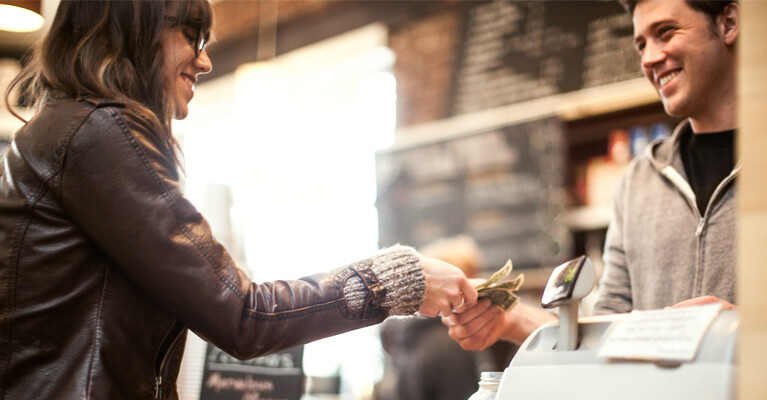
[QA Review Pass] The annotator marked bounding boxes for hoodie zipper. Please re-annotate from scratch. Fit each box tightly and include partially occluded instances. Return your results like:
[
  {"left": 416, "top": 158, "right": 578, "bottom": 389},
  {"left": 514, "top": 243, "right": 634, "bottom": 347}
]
[
  {"left": 660, "top": 164, "right": 738, "bottom": 234},
  {"left": 699, "top": 166, "right": 739, "bottom": 232},
  {"left": 155, "top": 323, "right": 185, "bottom": 399},
  {"left": 694, "top": 166, "right": 738, "bottom": 296},
  {"left": 661, "top": 162, "right": 738, "bottom": 297}
]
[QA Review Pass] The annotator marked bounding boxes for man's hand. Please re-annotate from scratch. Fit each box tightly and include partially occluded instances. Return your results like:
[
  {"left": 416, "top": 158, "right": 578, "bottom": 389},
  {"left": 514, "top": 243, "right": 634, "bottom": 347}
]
[
  {"left": 672, "top": 295, "right": 737, "bottom": 310},
  {"left": 442, "top": 298, "right": 507, "bottom": 350},
  {"left": 442, "top": 298, "right": 559, "bottom": 350}
]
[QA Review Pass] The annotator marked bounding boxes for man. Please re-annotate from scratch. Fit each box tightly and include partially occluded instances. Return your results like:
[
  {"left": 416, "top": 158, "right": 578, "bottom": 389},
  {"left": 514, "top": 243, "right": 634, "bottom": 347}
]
[{"left": 445, "top": 0, "right": 740, "bottom": 351}]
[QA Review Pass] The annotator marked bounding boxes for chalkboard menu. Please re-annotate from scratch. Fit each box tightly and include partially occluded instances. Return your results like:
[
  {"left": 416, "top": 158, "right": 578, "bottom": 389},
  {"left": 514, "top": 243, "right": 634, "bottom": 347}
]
[
  {"left": 376, "top": 118, "right": 571, "bottom": 271},
  {"left": 200, "top": 344, "right": 304, "bottom": 400},
  {"left": 452, "top": 1, "right": 641, "bottom": 115}
]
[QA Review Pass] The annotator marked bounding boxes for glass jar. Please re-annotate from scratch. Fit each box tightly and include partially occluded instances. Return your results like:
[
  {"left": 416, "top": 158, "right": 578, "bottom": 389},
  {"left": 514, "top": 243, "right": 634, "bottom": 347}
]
[{"left": 467, "top": 371, "right": 503, "bottom": 400}]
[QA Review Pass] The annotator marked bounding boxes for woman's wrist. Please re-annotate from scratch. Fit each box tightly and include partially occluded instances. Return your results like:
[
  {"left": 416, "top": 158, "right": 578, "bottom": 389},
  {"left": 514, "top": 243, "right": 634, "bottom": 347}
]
[
  {"left": 343, "top": 245, "right": 425, "bottom": 316},
  {"left": 369, "top": 245, "right": 425, "bottom": 315}
]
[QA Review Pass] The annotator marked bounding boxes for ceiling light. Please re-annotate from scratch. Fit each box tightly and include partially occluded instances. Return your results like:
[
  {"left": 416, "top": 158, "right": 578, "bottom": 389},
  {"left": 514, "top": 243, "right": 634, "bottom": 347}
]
[{"left": 0, "top": 1, "right": 44, "bottom": 33}]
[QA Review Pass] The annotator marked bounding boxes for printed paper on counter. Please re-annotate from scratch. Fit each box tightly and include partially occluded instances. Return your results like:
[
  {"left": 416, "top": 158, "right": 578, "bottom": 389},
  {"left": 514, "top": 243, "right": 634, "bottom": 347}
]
[{"left": 597, "top": 303, "right": 723, "bottom": 362}]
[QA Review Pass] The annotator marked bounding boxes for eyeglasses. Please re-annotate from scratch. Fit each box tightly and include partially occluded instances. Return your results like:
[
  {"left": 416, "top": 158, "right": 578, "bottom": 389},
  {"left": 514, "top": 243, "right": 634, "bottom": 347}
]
[{"left": 164, "top": 15, "right": 207, "bottom": 58}]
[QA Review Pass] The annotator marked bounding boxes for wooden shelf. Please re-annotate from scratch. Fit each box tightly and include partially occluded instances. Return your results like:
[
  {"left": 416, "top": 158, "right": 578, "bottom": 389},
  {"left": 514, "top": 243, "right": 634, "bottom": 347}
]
[{"left": 391, "top": 77, "right": 658, "bottom": 151}]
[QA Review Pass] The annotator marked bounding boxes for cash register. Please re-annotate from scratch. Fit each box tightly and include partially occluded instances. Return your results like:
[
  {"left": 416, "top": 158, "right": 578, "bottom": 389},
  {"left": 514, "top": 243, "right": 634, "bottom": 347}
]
[{"left": 495, "top": 255, "right": 739, "bottom": 400}]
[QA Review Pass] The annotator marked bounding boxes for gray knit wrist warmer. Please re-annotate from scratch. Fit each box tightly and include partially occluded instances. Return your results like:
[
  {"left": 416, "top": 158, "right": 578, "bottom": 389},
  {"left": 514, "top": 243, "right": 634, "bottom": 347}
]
[{"left": 343, "top": 245, "right": 425, "bottom": 316}]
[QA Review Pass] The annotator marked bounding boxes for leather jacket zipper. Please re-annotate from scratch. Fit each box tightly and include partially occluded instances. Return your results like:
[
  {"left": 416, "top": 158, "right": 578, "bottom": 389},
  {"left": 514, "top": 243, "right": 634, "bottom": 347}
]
[{"left": 155, "top": 322, "right": 184, "bottom": 399}]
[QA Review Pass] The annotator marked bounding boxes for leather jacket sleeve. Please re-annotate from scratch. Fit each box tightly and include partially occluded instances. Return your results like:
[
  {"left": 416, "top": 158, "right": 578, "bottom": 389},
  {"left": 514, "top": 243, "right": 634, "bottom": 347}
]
[{"left": 50, "top": 100, "right": 422, "bottom": 358}]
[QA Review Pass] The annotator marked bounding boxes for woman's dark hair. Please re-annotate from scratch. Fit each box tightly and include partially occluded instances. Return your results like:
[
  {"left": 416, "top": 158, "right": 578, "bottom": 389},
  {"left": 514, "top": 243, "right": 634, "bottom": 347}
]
[
  {"left": 4, "top": 0, "right": 212, "bottom": 170},
  {"left": 620, "top": 0, "right": 737, "bottom": 23}
]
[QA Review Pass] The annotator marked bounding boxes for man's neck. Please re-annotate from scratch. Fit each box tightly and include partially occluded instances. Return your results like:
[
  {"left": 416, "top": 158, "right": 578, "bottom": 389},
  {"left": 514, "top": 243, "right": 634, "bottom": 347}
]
[
  {"left": 689, "top": 105, "right": 736, "bottom": 133},
  {"left": 689, "top": 120, "right": 737, "bottom": 133}
]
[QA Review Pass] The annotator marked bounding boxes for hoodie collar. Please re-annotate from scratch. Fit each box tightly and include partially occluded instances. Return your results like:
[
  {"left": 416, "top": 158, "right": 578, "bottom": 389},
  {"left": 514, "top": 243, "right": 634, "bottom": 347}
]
[
  {"left": 647, "top": 118, "right": 741, "bottom": 183},
  {"left": 646, "top": 119, "right": 692, "bottom": 178}
]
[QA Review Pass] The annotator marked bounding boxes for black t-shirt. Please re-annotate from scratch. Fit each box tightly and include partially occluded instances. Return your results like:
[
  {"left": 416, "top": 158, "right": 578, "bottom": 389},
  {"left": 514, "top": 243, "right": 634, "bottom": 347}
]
[{"left": 680, "top": 129, "right": 735, "bottom": 214}]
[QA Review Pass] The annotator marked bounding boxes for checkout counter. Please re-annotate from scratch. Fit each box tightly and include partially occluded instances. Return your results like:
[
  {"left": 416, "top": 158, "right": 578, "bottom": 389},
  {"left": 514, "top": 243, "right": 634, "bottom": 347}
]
[{"left": 495, "top": 256, "right": 739, "bottom": 400}]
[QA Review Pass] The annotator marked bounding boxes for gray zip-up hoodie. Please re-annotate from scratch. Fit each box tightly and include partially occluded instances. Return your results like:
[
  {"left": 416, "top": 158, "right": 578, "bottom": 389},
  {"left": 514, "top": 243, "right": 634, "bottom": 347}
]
[{"left": 592, "top": 120, "right": 738, "bottom": 314}]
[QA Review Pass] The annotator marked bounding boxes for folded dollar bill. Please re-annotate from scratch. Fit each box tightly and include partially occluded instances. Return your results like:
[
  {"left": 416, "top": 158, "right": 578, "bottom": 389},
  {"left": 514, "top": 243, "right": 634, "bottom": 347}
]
[{"left": 476, "top": 259, "right": 524, "bottom": 311}]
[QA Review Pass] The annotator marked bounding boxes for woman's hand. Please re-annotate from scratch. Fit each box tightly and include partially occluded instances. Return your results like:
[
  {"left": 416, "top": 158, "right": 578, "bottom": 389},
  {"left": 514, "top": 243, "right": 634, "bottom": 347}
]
[{"left": 418, "top": 257, "right": 478, "bottom": 318}]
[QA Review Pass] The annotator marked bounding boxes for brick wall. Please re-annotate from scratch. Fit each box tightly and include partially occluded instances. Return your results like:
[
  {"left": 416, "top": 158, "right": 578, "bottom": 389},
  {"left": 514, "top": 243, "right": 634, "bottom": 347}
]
[
  {"left": 388, "top": 6, "right": 462, "bottom": 127},
  {"left": 209, "top": 0, "right": 462, "bottom": 128}
]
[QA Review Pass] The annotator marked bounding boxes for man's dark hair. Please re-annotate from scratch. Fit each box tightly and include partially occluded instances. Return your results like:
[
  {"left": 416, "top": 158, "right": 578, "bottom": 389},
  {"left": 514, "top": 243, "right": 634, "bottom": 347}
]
[{"left": 620, "top": 0, "right": 737, "bottom": 23}]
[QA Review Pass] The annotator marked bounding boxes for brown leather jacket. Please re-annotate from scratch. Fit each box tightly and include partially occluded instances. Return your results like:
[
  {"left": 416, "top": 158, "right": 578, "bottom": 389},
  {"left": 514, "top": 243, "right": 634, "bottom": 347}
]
[{"left": 0, "top": 96, "right": 417, "bottom": 399}]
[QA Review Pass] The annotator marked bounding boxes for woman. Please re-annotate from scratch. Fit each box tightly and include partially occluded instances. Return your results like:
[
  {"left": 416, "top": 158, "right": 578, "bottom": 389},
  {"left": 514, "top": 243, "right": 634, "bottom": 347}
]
[{"left": 0, "top": 1, "right": 477, "bottom": 398}]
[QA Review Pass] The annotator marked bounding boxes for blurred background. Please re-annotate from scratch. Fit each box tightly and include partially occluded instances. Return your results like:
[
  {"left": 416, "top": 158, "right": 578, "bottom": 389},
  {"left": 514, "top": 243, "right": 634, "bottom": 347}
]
[{"left": 1, "top": 1, "right": 765, "bottom": 400}]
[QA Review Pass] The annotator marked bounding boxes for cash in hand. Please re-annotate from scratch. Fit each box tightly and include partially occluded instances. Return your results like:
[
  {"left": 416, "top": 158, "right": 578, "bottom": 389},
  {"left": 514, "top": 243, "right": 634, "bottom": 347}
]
[{"left": 475, "top": 259, "right": 524, "bottom": 311}]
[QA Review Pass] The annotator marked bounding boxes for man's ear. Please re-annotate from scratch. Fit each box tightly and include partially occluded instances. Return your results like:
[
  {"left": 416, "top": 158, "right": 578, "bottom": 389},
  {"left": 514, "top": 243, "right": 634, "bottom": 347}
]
[{"left": 720, "top": 2, "right": 739, "bottom": 46}]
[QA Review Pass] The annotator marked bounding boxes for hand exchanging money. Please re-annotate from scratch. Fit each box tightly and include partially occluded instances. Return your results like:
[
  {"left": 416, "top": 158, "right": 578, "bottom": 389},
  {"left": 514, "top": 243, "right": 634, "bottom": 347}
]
[
  {"left": 476, "top": 259, "right": 524, "bottom": 311},
  {"left": 443, "top": 258, "right": 556, "bottom": 350},
  {"left": 419, "top": 257, "right": 479, "bottom": 318}
]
